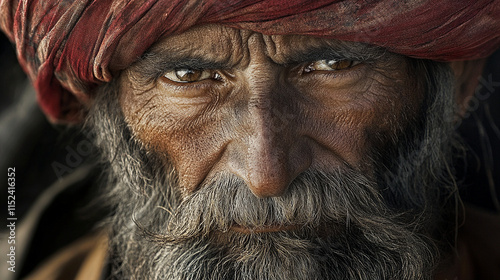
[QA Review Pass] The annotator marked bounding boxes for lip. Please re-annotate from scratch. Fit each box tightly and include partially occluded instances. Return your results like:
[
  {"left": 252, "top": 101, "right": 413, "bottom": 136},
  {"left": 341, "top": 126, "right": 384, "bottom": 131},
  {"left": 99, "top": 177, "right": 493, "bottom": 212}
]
[{"left": 230, "top": 224, "right": 300, "bottom": 233}]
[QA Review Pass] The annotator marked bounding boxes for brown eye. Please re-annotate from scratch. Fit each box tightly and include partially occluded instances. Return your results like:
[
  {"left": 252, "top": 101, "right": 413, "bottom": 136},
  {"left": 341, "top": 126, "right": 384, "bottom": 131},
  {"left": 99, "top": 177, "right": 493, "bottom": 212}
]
[
  {"left": 162, "top": 68, "right": 213, "bottom": 83},
  {"left": 304, "top": 59, "right": 359, "bottom": 73},
  {"left": 175, "top": 69, "right": 202, "bottom": 82}
]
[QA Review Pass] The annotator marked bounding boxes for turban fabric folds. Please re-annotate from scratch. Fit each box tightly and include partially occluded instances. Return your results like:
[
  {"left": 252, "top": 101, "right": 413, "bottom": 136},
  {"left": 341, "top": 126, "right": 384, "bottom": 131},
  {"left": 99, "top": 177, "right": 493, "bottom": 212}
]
[{"left": 1, "top": 0, "right": 499, "bottom": 123}]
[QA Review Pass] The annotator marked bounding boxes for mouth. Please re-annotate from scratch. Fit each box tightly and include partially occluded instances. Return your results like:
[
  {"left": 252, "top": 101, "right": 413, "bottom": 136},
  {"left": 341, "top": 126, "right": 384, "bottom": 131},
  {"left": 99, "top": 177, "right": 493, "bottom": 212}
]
[{"left": 230, "top": 224, "right": 300, "bottom": 234}]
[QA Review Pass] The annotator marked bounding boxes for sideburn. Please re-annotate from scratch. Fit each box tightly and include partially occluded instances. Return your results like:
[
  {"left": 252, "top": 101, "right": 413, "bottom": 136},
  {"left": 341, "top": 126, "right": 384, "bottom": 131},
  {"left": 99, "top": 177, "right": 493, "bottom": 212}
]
[{"left": 371, "top": 58, "right": 460, "bottom": 257}]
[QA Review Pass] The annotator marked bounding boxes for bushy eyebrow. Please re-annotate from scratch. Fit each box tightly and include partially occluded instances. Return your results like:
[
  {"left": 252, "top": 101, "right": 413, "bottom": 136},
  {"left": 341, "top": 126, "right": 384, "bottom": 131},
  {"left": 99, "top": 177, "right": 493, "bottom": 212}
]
[
  {"left": 283, "top": 44, "right": 386, "bottom": 66},
  {"left": 131, "top": 52, "right": 232, "bottom": 81}
]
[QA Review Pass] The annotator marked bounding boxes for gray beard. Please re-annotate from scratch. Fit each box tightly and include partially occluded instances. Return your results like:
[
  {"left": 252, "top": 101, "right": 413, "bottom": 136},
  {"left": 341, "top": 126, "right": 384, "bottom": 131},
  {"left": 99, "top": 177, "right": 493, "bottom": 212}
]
[
  {"left": 111, "top": 171, "right": 439, "bottom": 280},
  {"left": 87, "top": 59, "right": 459, "bottom": 280}
]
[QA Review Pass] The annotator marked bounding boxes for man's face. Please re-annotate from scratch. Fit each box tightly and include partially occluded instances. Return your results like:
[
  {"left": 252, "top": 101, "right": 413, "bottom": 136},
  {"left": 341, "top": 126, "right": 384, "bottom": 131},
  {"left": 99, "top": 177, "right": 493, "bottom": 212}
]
[
  {"left": 120, "top": 24, "right": 423, "bottom": 201},
  {"left": 93, "top": 24, "right": 456, "bottom": 279}
]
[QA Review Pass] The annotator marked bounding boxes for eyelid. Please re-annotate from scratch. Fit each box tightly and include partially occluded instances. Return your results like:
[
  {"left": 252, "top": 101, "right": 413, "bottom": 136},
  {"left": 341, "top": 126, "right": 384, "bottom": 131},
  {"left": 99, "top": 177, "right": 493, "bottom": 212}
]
[
  {"left": 304, "top": 59, "right": 361, "bottom": 73},
  {"left": 162, "top": 68, "right": 212, "bottom": 83},
  {"left": 160, "top": 68, "right": 227, "bottom": 85},
  {"left": 155, "top": 69, "right": 231, "bottom": 101},
  {"left": 289, "top": 59, "right": 366, "bottom": 85}
]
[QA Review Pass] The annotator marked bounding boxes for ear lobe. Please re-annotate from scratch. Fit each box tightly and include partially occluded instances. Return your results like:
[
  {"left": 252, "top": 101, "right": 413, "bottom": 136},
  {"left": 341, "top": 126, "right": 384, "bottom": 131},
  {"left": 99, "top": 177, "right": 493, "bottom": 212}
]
[{"left": 449, "top": 59, "right": 487, "bottom": 118}]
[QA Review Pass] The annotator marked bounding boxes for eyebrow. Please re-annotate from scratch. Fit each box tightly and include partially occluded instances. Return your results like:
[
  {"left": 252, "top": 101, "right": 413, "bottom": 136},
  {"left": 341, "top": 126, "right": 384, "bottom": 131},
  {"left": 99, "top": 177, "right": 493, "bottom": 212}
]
[
  {"left": 283, "top": 44, "right": 386, "bottom": 66},
  {"left": 132, "top": 52, "right": 232, "bottom": 81}
]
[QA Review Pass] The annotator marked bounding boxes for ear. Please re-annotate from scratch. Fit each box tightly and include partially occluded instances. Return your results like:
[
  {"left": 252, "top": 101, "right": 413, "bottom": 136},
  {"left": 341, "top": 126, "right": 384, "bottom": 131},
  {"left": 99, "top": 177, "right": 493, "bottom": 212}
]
[{"left": 449, "top": 59, "right": 487, "bottom": 118}]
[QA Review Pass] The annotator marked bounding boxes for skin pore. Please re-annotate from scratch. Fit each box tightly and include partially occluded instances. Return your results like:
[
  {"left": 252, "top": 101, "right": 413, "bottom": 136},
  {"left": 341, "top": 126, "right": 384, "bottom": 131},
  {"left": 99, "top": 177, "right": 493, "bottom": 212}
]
[{"left": 119, "top": 24, "right": 424, "bottom": 201}]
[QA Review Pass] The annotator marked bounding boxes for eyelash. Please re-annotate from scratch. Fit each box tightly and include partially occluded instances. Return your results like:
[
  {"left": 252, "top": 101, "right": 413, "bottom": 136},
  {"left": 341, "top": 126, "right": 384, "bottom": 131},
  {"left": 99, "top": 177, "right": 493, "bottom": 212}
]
[
  {"left": 156, "top": 70, "right": 229, "bottom": 99},
  {"left": 303, "top": 62, "right": 364, "bottom": 80},
  {"left": 159, "top": 76, "right": 220, "bottom": 92}
]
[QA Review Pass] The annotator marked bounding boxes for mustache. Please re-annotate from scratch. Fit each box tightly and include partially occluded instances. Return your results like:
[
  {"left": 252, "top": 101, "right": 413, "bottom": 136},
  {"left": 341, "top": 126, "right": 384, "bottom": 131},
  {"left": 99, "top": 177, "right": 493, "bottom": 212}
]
[{"left": 134, "top": 168, "right": 412, "bottom": 245}]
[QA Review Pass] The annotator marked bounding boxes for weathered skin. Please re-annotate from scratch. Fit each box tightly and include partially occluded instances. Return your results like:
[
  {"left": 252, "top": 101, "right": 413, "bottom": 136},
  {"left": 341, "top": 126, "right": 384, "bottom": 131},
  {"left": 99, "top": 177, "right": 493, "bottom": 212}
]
[{"left": 119, "top": 24, "right": 425, "bottom": 202}]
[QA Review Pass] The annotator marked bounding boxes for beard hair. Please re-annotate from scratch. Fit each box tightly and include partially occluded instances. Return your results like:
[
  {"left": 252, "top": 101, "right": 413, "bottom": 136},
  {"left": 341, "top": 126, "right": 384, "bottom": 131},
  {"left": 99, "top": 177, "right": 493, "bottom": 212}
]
[{"left": 86, "top": 59, "right": 459, "bottom": 280}]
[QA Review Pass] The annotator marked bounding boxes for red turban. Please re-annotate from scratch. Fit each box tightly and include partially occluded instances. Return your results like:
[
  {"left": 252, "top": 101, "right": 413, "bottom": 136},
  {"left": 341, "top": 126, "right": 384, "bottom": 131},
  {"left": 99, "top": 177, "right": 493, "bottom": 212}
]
[{"left": 1, "top": 0, "right": 499, "bottom": 123}]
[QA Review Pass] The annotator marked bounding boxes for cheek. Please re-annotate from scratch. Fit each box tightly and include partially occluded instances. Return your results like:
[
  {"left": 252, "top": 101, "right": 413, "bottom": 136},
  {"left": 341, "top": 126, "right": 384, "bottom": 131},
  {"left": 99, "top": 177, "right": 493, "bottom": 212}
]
[
  {"left": 120, "top": 81, "right": 232, "bottom": 192},
  {"left": 295, "top": 62, "right": 424, "bottom": 170}
]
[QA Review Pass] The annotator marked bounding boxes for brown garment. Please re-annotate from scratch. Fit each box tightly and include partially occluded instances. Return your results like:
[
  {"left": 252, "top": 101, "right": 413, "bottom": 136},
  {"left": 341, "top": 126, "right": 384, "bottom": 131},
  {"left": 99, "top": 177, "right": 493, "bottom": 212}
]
[
  {"left": 25, "top": 231, "right": 108, "bottom": 280},
  {"left": 434, "top": 206, "right": 500, "bottom": 280},
  {"left": 460, "top": 206, "right": 500, "bottom": 279}
]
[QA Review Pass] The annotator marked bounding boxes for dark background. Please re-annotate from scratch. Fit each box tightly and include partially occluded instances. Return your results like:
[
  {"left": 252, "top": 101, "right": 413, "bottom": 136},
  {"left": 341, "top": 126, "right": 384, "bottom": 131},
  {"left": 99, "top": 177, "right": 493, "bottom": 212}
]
[{"left": 0, "top": 32, "right": 105, "bottom": 278}]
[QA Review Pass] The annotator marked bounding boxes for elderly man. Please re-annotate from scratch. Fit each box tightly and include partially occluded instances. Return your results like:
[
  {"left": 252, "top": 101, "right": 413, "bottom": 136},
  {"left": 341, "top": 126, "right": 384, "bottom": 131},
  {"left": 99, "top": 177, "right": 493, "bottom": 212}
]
[{"left": 1, "top": 0, "right": 500, "bottom": 279}]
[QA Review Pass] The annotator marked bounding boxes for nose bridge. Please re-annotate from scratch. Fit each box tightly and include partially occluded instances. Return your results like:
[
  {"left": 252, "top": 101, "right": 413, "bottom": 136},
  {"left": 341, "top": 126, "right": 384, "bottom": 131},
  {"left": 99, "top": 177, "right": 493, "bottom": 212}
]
[
  {"left": 245, "top": 33, "right": 285, "bottom": 133},
  {"left": 233, "top": 34, "right": 309, "bottom": 198},
  {"left": 244, "top": 91, "right": 294, "bottom": 198}
]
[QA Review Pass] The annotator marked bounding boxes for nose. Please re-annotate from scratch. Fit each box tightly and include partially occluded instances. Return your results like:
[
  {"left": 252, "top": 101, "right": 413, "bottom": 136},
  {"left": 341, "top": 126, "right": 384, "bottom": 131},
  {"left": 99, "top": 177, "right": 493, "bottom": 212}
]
[
  {"left": 228, "top": 39, "right": 312, "bottom": 197},
  {"left": 240, "top": 113, "right": 312, "bottom": 197}
]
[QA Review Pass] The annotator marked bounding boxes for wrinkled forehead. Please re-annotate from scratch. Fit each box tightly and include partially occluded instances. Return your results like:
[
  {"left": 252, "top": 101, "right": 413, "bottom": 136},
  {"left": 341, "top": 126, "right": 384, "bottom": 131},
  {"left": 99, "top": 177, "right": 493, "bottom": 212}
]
[{"left": 141, "top": 24, "right": 386, "bottom": 69}]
